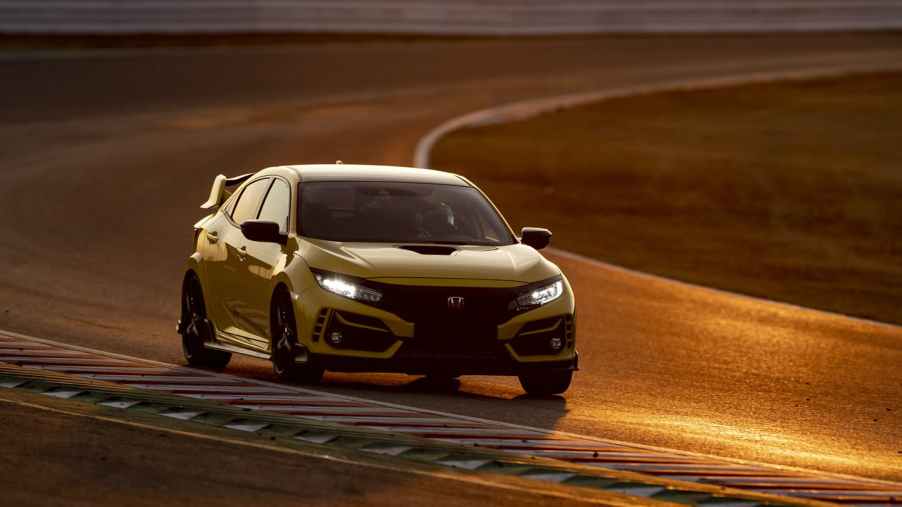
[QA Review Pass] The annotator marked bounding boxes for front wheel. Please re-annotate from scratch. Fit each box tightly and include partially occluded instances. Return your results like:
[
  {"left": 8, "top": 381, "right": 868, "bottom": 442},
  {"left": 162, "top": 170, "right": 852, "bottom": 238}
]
[
  {"left": 421, "top": 373, "right": 461, "bottom": 392},
  {"left": 518, "top": 369, "right": 573, "bottom": 396},
  {"left": 271, "top": 292, "right": 324, "bottom": 384},
  {"left": 181, "top": 274, "right": 231, "bottom": 369}
]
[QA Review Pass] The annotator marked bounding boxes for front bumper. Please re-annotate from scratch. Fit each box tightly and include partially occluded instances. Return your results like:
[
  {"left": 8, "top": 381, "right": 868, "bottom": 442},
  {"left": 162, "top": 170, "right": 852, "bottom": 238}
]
[{"left": 293, "top": 278, "right": 578, "bottom": 376}]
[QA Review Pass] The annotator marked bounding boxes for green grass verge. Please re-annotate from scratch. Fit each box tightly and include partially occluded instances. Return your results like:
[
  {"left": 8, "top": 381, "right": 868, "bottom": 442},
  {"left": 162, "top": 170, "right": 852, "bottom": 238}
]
[{"left": 432, "top": 71, "right": 902, "bottom": 324}]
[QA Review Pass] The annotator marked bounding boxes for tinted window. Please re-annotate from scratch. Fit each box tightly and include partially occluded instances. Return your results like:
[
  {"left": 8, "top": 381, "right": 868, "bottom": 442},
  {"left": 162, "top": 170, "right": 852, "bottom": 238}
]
[
  {"left": 258, "top": 179, "right": 291, "bottom": 232},
  {"left": 231, "top": 178, "right": 271, "bottom": 224},
  {"left": 300, "top": 181, "right": 515, "bottom": 246}
]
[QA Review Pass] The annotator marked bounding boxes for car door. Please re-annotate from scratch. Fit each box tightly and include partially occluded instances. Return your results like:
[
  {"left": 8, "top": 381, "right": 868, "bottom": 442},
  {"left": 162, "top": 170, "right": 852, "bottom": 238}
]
[
  {"left": 242, "top": 177, "right": 293, "bottom": 347},
  {"left": 211, "top": 177, "right": 273, "bottom": 348}
]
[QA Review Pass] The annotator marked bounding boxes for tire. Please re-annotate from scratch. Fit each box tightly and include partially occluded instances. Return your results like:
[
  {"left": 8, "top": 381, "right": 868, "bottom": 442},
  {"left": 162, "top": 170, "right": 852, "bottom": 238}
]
[
  {"left": 518, "top": 369, "right": 573, "bottom": 396},
  {"left": 422, "top": 373, "right": 461, "bottom": 391},
  {"left": 181, "top": 274, "right": 231, "bottom": 369},
  {"left": 271, "top": 291, "right": 324, "bottom": 384}
]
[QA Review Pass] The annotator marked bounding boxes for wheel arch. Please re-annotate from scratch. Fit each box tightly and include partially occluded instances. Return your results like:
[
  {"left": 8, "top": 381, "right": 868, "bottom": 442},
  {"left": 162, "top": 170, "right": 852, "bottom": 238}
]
[{"left": 271, "top": 280, "right": 293, "bottom": 305}]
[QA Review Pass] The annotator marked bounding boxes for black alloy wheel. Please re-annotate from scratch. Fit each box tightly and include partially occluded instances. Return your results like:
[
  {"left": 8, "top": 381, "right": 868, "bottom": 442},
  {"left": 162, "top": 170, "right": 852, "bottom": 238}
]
[
  {"left": 272, "top": 293, "right": 324, "bottom": 384},
  {"left": 181, "top": 275, "right": 231, "bottom": 369}
]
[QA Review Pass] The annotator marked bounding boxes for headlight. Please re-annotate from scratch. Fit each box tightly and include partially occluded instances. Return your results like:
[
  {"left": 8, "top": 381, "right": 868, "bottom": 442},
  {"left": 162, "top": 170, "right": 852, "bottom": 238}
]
[
  {"left": 314, "top": 273, "right": 383, "bottom": 304},
  {"left": 513, "top": 278, "right": 563, "bottom": 311}
]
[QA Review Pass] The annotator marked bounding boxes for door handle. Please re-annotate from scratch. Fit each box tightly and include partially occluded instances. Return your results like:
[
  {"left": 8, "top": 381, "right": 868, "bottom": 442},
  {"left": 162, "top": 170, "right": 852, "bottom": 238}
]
[{"left": 206, "top": 231, "right": 219, "bottom": 244}]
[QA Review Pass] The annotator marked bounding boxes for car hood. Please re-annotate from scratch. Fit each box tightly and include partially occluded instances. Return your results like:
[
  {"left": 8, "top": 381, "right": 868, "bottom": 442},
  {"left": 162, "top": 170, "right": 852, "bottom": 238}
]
[{"left": 299, "top": 239, "right": 560, "bottom": 284}]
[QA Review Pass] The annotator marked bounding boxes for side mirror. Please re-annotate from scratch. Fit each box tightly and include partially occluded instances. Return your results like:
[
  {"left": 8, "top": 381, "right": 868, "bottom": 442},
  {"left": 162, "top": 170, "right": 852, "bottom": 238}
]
[
  {"left": 241, "top": 220, "right": 287, "bottom": 245},
  {"left": 520, "top": 227, "right": 552, "bottom": 250}
]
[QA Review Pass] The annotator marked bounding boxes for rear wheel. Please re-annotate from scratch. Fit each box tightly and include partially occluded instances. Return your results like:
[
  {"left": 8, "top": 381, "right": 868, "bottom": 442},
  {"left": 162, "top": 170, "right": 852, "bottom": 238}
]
[
  {"left": 271, "top": 292, "right": 324, "bottom": 384},
  {"left": 181, "top": 274, "right": 231, "bottom": 369},
  {"left": 518, "top": 369, "right": 572, "bottom": 396}
]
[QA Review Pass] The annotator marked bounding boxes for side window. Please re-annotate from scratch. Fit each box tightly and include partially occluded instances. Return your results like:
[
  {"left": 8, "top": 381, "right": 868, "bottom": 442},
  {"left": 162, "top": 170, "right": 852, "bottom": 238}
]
[
  {"left": 222, "top": 192, "right": 238, "bottom": 217},
  {"left": 257, "top": 179, "right": 291, "bottom": 232},
  {"left": 231, "top": 178, "right": 271, "bottom": 225}
]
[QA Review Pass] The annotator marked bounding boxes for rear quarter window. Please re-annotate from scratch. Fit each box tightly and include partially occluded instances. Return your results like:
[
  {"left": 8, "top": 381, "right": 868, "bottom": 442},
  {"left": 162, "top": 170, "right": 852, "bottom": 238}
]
[{"left": 230, "top": 178, "right": 271, "bottom": 224}]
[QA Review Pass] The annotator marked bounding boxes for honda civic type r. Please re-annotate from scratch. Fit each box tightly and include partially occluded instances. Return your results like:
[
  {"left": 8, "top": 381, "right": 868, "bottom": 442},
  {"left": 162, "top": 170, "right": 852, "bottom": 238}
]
[{"left": 179, "top": 164, "right": 577, "bottom": 395}]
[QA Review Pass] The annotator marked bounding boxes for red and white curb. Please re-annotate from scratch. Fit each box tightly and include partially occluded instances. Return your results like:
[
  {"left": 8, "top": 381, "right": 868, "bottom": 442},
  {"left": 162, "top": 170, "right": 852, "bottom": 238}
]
[{"left": 1, "top": 329, "right": 900, "bottom": 505}]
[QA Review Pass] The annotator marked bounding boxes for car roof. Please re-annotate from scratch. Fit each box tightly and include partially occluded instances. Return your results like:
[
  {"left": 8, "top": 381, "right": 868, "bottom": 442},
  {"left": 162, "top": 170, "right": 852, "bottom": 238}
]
[{"left": 277, "top": 164, "right": 470, "bottom": 186}]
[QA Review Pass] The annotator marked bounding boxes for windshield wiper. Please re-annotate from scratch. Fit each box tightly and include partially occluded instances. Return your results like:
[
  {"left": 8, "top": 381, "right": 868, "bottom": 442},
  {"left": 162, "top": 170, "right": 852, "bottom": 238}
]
[{"left": 401, "top": 240, "right": 500, "bottom": 246}]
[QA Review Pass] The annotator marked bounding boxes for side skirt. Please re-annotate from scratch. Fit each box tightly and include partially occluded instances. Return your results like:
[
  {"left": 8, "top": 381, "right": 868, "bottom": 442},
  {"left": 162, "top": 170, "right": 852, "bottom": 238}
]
[{"left": 205, "top": 340, "right": 270, "bottom": 360}]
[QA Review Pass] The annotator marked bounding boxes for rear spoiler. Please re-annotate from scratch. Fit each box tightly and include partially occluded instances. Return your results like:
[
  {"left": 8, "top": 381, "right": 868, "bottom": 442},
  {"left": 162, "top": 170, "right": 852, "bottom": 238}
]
[{"left": 200, "top": 172, "right": 253, "bottom": 210}]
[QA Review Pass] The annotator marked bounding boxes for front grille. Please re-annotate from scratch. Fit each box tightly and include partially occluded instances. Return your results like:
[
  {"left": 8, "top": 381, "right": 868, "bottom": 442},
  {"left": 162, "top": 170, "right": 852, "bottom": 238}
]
[
  {"left": 367, "top": 282, "right": 518, "bottom": 358},
  {"left": 370, "top": 282, "right": 518, "bottom": 325},
  {"left": 406, "top": 320, "right": 501, "bottom": 356}
]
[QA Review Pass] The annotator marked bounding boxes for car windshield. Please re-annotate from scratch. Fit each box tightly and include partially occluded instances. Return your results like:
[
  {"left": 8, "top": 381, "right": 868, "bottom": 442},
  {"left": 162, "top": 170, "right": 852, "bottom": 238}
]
[{"left": 300, "top": 181, "right": 516, "bottom": 246}]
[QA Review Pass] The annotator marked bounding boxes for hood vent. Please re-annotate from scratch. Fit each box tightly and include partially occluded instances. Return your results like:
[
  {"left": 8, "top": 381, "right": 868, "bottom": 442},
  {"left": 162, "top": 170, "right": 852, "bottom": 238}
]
[{"left": 398, "top": 245, "right": 457, "bottom": 255}]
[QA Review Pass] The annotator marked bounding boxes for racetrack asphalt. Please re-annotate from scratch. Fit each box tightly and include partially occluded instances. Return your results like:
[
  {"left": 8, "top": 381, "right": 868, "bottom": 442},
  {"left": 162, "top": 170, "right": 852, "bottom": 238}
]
[{"left": 0, "top": 33, "right": 901, "bottom": 483}]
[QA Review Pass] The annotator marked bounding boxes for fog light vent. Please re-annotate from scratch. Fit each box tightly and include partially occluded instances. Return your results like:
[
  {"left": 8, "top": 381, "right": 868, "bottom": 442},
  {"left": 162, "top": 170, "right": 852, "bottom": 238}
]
[{"left": 511, "top": 316, "right": 568, "bottom": 356}]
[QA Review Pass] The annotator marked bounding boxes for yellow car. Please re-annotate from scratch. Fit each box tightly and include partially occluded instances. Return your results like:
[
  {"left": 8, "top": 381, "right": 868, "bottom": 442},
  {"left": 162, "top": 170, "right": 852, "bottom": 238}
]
[{"left": 179, "top": 164, "right": 577, "bottom": 395}]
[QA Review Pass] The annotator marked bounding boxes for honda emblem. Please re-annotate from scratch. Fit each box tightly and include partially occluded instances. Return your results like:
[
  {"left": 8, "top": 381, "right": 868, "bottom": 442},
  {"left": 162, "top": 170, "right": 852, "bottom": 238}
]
[{"left": 447, "top": 296, "right": 465, "bottom": 311}]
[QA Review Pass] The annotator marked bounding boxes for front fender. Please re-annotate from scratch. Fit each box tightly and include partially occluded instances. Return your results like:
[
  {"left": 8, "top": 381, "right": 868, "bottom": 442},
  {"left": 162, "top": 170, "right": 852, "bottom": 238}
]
[{"left": 271, "top": 241, "right": 317, "bottom": 307}]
